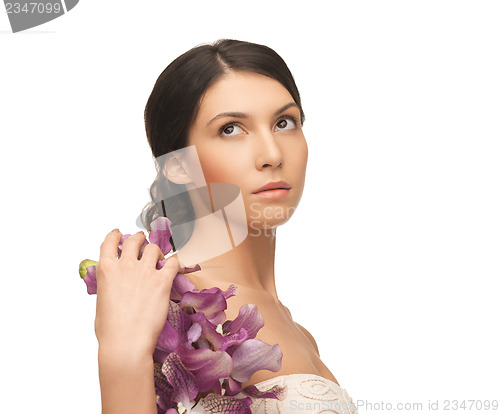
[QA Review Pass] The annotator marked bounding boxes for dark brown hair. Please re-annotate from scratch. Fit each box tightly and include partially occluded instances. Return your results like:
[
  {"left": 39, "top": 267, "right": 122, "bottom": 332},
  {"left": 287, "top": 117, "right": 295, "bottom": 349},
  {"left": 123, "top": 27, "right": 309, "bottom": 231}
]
[{"left": 140, "top": 38, "right": 306, "bottom": 251}]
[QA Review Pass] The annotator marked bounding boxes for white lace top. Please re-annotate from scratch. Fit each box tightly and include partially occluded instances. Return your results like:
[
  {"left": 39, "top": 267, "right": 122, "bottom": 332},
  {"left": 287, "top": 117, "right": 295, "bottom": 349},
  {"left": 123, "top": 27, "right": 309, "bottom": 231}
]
[{"left": 191, "top": 373, "right": 358, "bottom": 413}]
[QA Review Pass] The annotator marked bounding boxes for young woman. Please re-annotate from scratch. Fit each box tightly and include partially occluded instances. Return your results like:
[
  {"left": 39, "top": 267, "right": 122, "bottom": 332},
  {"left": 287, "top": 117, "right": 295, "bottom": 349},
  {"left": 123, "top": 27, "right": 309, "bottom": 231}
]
[{"left": 95, "top": 39, "right": 357, "bottom": 414}]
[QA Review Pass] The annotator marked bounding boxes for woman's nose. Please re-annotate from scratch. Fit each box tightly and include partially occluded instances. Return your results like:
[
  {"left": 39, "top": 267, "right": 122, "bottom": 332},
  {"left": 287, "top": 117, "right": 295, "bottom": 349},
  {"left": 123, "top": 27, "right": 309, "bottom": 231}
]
[{"left": 254, "top": 130, "right": 283, "bottom": 170}]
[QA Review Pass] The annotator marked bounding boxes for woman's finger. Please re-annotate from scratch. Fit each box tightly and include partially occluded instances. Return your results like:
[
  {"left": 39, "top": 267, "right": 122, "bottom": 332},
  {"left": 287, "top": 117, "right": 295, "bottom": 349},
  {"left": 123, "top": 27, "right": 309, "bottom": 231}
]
[
  {"left": 140, "top": 243, "right": 165, "bottom": 269},
  {"left": 99, "top": 229, "right": 122, "bottom": 261},
  {"left": 169, "top": 253, "right": 185, "bottom": 273},
  {"left": 160, "top": 253, "right": 183, "bottom": 276},
  {"left": 120, "top": 231, "right": 146, "bottom": 261}
]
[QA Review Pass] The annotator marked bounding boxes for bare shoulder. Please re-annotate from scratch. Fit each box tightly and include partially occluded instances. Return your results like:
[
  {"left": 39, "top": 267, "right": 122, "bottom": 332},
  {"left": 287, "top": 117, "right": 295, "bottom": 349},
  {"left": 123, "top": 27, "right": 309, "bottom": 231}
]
[
  {"left": 279, "top": 303, "right": 320, "bottom": 356},
  {"left": 295, "top": 322, "right": 320, "bottom": 356}
]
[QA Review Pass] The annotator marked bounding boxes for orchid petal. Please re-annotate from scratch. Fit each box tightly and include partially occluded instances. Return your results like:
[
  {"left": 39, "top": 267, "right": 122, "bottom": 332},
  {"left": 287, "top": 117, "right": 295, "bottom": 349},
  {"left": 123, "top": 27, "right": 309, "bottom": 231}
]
[
  {"left": 156, "top": 300, "right": 193, "bottom": 352},
  {"left": 177, "top": 348, "right": 233, "bottom": 393},
  {"left": 158, "top": 262, "right": 201, "bottom": 274},
  {"left": 180, "top": 289, "right": 228, "bottom": 325},
  {"left": 166, "top": 300, "right": 192, "bottom": 342},
  {"left": 156, "top": 318, "right": 180, "bottom": 353},
  {"left": 182, "top": 264, "right": 202, "bottom": 274},
  {"left": 156, "top": 300, "right": 194, "bottom": 353},
  {"left": 219, "top": 328, "right": 249, "bottom": 353},
  {"left": 162, "top": 353, "right": 198, "bottom": 410},
  {"left": 221, "top": 377, "right": 243, "bottom": 397},
  {"left": 156, "top": 398, "right": 169, "bottom": 414},
  {"left": 119, "top": 234, "right": 132, "bottom": 244},
  {"left": 137, "top": 239, "right": 150, "bottom": 260},
  {"left": 189, "top": 312, "right": 225, "bottom": 350},
  {"left": 187, "top": 323, "right": 202, "bottom": 344},
  {"left": 195, "top": 338, "right": 212, "bottom": 350},
  {"left": 116, "top": 234, "right": 131, "bottom": 259},
  {"left": 223, "top": 284, "right": 237, "bottom": 300},
  {"left": 149, "top": 216, "right": 173, "bottom": 255},
  {"left": 153, "top": 347, "right": 170, "bottom": 365},
  {"left": 212, "top": 378, "right": 222, "bottom": 395},
  {"left": 82, "top": 264, "right": 97, "bottom": 295},
  {"left": 198, "top": 285, "right": 237, "bottom": 301},
  {"left": 241, "top": 383, "right": 287, "bottom": 400},
  {"left": 230, "top": 339, "right": 283, "bottom": 383},
  {"left": 154, "top": 361, "right": 174, "bottom": 402},
  {"left": 170, "top": 273, "right": 197, "bottom": 301},
  {"left": 79, "top": 259, "right": 97, "bottom": 279},
  {"left": 200, "top": 393, "right": 253, "bottom": 414},
  {"left": 156, "top": 258, "right": 167, "bottom": 271},
  {"left": 222, "top": 304, "right": 263, "bottom": 340}
]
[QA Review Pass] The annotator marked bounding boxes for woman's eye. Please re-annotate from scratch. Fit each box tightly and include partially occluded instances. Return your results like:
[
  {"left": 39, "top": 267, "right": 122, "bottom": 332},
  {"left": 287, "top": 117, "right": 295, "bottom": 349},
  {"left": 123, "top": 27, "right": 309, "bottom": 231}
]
[
  {"left": 219, "top": 116, "right": 298, "bottom": 137},
  {"left": 220, "top": 124, "right": 244, "bottom": 137},
  {"left": 276, "top": 117, "right": 297, "bottom": 130}
]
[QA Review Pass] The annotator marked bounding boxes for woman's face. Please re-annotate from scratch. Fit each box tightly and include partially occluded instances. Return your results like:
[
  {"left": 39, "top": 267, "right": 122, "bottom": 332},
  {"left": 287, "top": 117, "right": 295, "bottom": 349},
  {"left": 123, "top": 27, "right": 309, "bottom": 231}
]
[{"left": 187, "top": 70, "right": 308, "bottom": 233}]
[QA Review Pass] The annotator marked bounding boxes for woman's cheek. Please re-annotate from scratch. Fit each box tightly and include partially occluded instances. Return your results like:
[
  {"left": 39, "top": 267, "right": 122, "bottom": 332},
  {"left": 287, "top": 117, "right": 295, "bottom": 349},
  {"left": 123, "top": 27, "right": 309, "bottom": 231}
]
[
  {"left": 200, "top": 156, "right": 237, "bottom": 184},
  {"left": 298, "top": 135, "right": 308, "bottom": 163}
]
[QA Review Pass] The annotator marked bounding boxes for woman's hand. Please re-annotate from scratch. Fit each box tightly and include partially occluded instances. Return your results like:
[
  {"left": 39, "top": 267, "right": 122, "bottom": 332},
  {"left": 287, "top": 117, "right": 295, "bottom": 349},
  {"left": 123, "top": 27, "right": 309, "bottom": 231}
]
[{"left": 94, "top": 229, "right": 181, "bottom": 359}]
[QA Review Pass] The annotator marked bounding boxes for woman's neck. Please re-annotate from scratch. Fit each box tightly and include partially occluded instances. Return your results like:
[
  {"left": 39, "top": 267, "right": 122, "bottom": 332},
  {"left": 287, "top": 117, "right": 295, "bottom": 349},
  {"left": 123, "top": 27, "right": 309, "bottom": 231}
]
[{"left": 177, "top": 218, "right": 279, "bottom": 301}]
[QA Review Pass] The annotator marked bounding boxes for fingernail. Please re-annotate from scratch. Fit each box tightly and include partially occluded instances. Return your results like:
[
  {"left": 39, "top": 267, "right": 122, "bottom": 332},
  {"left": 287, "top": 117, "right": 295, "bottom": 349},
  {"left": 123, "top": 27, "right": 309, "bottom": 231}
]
[{"left": 111, "top": 228, "right": 119, "bottom": 233}]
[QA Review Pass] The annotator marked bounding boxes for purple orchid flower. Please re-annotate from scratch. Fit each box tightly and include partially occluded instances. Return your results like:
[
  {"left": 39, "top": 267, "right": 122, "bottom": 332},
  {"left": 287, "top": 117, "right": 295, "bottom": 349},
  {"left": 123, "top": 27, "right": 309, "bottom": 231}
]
[
  {"left": 200, "top": 393, "right": 253, "bottom": 413},
  {"left": 79, "top": 217, "right": 286, "bottom": 414},
  {"left": 152, "top": 281, "right": 285, "bottom": 412}
]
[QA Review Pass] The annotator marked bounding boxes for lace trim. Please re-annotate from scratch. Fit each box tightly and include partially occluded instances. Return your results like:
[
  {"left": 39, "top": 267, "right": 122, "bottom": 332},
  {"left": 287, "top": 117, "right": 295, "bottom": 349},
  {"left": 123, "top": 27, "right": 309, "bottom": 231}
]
[{"left": 195, "top": 374, "right": 358, "bottom": 414}]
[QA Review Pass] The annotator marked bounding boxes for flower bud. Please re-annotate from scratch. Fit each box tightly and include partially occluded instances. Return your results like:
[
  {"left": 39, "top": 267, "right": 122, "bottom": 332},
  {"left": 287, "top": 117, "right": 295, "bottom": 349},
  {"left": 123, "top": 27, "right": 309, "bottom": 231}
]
[{"left": 79, "top": 259, "right": 98, "bottom": 279}]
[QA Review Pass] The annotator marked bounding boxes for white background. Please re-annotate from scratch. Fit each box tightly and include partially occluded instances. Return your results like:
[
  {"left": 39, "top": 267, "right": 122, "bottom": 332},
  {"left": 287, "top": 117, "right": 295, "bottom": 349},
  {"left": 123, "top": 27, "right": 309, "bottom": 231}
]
[{"left": 1, "top": 1, "right": 499, "bottom": 413}]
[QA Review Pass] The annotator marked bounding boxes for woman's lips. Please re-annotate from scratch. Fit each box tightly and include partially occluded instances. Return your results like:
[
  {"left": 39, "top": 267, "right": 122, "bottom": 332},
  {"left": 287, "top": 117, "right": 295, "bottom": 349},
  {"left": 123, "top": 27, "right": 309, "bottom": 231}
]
[{"left": 252, "top": 188, "right": 291, "bottom": 199}]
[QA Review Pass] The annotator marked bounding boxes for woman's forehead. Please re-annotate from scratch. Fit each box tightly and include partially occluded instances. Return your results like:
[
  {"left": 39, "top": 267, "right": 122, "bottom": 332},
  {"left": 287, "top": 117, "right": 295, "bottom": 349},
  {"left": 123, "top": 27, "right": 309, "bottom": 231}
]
[{"left": 196, "top": 72, "right": 294, "bottom": 121}]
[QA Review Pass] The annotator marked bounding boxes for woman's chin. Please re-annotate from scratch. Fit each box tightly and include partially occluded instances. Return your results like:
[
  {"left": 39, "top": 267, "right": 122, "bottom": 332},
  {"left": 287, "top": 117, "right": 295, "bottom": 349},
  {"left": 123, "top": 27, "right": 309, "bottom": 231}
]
[{"left": 247, "top": 217, "right": 292, "bottom": 235}]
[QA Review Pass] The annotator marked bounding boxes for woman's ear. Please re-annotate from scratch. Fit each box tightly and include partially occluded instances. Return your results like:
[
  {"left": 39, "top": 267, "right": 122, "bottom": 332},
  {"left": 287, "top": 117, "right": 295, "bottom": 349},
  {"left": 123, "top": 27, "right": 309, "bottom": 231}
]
[{"left": 163, "top": 156, "right": 193, "bottom": 185}]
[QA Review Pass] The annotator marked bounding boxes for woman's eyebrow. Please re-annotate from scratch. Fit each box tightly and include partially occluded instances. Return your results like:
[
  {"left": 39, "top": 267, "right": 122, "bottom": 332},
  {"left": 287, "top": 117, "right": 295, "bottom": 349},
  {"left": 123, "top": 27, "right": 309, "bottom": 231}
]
[{"left": 206, "top": 102, "right": 299, "bottom": 126}]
